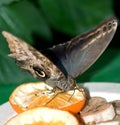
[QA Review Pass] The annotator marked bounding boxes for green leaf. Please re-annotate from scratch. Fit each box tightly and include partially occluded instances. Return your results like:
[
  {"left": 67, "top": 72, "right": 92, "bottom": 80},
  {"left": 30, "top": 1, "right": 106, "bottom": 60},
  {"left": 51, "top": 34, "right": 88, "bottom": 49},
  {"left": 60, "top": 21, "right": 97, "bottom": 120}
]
[
  {"left": 0, "top": 84, "right": 17, "bottom": 104},
  {"left": 0, "top": 0, "right": 19, "bottom": 6},
  {"left": 0, "top": 6, "right": 33, "bottom": 44},
  {"left": 39, "top": 0, "right": 114, "bottom": 35},
  {"left": 9, "top": 0, "right": 52, "bottom": 41},
  {"left": 90, "top": 49, "right": 120, "bottom": 82}
]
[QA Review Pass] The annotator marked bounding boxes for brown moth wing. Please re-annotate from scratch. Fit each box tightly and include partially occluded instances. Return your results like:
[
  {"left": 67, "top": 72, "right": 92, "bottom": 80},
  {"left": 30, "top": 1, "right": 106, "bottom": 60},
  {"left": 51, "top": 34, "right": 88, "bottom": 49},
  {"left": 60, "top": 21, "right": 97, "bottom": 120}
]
[
  {"left": 50, "top": 18, "right": 118, "bottom": 78},
  {"left": 2, "top": 18, "right": 118, "bottom": 91},
  {"left": 2, "top": 31, "right": 72, "bottom": 90}
]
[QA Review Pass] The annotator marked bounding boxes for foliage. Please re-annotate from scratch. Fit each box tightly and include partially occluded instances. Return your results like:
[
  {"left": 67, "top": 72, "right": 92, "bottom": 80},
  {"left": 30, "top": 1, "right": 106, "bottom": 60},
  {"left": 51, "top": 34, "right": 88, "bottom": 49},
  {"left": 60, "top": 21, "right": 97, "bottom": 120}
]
[{"left": 0, "top": 0, "right": 119, "bottom": 85}]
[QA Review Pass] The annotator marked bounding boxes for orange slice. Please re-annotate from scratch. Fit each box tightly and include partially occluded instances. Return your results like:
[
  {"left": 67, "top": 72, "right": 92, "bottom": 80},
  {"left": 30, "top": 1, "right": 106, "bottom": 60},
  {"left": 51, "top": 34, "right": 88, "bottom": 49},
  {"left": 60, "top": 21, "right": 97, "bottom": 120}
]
[
  {"left": 9, "top": 82, "right": 86, "bottom": 114},
  {"left": 5, "top": 107, "right": 80, "bottom": 125}
]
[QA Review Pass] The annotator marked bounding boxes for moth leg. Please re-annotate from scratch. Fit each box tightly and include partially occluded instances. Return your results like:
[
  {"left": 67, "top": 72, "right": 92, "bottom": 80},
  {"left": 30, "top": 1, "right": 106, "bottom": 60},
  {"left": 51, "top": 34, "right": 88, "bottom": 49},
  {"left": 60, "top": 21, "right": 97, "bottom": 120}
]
[
  {"left": 45, "top": 90, "right": 64, "bottom": 106},
  {"left": 66, "top": 85, "right": 87, "bottom": 102},
  {"left": 74, "top": 85, "right": 88, "bottom": 99},
  {"left": 44, "top": 85, "right": 87, "bottom": 106},
  {"left": 66, "top": 89, "right": 75, "bottom": 102}
]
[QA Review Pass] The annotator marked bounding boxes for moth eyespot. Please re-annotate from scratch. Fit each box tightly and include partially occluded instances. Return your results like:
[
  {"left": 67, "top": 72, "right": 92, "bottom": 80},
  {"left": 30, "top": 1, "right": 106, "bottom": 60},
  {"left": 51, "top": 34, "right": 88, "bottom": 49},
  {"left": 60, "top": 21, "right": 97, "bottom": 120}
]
[
  {"left": 36, "top": 70, "right": 46, "bottom": 77},
  {"left": 108, "top": 22, "right": 112, "bottom": 30},
  {"left": 112, "top": 20, "right": 117, "bottom": 27},
  {"left": 33, "top": 66, "right": 46, "bottom": 78},
  {"left": 103, "top": 26, "right": 107, "bottom": 32}
]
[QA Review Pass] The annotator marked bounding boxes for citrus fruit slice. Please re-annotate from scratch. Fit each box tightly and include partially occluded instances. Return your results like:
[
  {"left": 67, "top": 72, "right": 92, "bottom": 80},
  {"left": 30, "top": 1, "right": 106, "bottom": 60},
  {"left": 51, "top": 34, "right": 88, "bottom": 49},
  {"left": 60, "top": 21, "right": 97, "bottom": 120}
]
[
  {"left": 9, "top": 82, "right": 86, "bottom": 114},
  {"left": 5, "top": 107, "right": 79, "bottom": 125}
]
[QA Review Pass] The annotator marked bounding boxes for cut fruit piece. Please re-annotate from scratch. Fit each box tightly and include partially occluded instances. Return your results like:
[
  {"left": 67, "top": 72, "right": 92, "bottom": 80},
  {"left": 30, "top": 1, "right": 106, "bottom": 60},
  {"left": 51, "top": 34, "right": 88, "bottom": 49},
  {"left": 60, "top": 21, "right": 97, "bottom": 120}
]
[
  {"left": 9, "top": 82, "right": 86, "bottom": 114},
  {"left": 81, "top": 103, "right": 115, "bottom": 124},
  {"left": 5, "top": 107, "right": 79, "bottom": 125}
]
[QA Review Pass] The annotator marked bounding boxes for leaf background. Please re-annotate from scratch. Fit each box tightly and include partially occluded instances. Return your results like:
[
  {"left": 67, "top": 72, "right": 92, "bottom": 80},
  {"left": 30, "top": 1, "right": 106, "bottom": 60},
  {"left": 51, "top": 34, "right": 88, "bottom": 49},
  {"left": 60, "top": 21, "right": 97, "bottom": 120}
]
[{"left": 0, "top": 0, "right": 120, "bottom": 104}]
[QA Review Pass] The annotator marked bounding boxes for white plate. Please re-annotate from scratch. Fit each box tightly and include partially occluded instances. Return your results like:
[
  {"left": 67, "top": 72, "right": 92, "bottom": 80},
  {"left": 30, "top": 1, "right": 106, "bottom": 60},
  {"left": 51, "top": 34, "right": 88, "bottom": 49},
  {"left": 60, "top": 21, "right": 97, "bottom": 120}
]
[{"left": 0, "top": 82, "right": 120, "bottom": 125}]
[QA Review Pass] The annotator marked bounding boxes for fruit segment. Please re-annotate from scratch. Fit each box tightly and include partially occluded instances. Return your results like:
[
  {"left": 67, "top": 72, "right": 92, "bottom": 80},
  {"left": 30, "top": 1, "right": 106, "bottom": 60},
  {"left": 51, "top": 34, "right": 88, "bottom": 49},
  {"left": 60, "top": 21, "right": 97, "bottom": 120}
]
[{"left": 9, "top": 82, "right": 86, "bottom": 114}]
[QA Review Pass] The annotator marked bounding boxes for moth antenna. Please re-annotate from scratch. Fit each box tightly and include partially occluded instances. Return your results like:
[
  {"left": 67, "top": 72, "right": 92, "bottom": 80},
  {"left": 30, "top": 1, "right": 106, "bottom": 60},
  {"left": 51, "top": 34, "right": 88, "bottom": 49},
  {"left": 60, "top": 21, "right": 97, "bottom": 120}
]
[{"left": 67, "top": 85, "right": 86, "bottom": 102}]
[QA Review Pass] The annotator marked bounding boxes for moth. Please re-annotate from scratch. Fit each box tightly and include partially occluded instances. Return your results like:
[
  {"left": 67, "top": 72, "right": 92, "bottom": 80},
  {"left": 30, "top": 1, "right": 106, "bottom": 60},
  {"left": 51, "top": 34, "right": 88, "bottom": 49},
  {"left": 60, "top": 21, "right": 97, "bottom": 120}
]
[{"left": 2, "top": 18, "right": 117, "bottom": 92}]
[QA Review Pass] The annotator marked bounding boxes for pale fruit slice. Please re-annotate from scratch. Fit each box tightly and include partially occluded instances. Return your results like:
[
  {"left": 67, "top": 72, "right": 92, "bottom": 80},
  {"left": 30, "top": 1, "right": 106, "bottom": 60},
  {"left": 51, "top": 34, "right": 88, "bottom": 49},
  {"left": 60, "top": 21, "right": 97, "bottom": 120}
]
[
  {"left": 9, "top": 82, "right": 86, "bottom": 114},
  {"left": 5, "top": 107, "right": 79, "bottom": 125},
  {"left": 81, "top": 103, "right": 115, "bottom": 124}
]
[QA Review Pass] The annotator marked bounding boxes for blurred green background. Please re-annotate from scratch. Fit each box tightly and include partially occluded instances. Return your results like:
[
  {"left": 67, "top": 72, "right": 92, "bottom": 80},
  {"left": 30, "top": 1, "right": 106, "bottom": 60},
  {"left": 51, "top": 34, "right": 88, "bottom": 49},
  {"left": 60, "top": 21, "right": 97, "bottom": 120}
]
[{"left": 0, "top": 0, "right": 120, "bottom": 104}]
